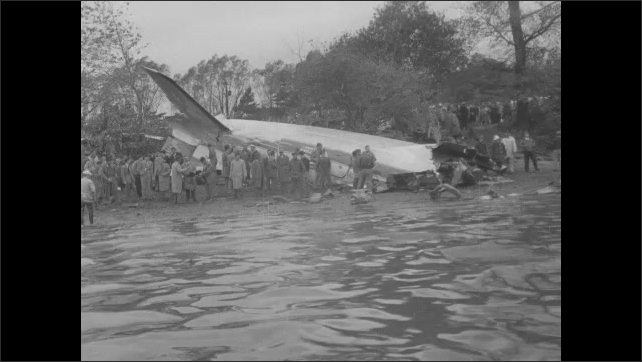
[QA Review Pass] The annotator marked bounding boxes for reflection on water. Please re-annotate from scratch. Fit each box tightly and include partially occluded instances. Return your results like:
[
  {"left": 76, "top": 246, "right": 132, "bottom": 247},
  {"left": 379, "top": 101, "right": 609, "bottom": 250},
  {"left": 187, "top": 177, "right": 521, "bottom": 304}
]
[{"left": 81, "top": 194, "right": 561, "bottom": 361}]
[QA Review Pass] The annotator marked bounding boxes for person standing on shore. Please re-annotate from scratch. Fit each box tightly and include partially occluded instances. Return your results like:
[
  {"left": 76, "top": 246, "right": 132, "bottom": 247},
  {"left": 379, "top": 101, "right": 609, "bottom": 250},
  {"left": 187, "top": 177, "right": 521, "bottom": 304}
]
[
  {"left": 158, "top": 157, "right": 171, "bottom": 201},
  {"left": 81, "top": 170, "right": 96, "bottom": 226},
  {"left": 288, "top": 151, "right": 305, "bottom": 200},
  {"left": 222, "top": 145, "right": 232, "bottom": 192},
  {"left": 502, "top": 131, "right": 517, "bottom": 174},
  {"left": 317, "top": 151, "right": 332, "bottom": 192},
  {"left": 490, "top": 135, "right": 506, "bottom": 168},
  {"left": 265, "top": 151, "right": 279, "bottom": 194},
  {"left": 277, "top": 149, "right": 290, "bottom": 194},
  {"left": 250, "top": 155, "right": 263, "bottom": 197},
  {"left": 299, "top": 150, "right": 311, "bottom": 197},
  {"left": 200, "top": 156, "right": 217, "bottom": 201},
  {"left": 182, "top": 160, "right": 197, "bottom": 202},
  {"left": 170, "top": 153, "right": 185, "bottom": 204},
  {"left": 121, "top": 157, "right": 134, "bottom": 201},
  {"left": 357, "top": 146, "right": 376, "bottom": 191},
  {"left": 241, "top": 145, "right": 251, "bottom": 182},
  {"left": 132, "top": 156, "right": 144, "bottom": 201},
  {"left": 311, "top": 143, "right": 324, "bottom": 189},
  {"left": 230, "top": 152, "right": 247, "bottom": 198},
  {"left": 104, "top": 159, "right": 117, "bottom": 204},
  {"left": 141, "top": 156, "right": 154, "bottom": 201},
  {"left": 519, "top": 132, "right": 540, "bottom": 172},
  {"left": 551, "top": 130, "right": 561, "bottom": 172},
  {"left": 153, "top": 152, "right": 163, "bottom": 192},
  {"left": 351, "top": 149, "right": 362, "bottom": 189},
  {"left": 95, "top": 159, "right": 106, "bottom": 205}
]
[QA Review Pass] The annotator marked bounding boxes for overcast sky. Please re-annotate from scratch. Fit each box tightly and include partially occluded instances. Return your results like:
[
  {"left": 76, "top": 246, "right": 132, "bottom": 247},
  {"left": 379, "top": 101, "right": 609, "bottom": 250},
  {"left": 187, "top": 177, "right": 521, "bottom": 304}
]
[{"left": 126, "top": 1, "right": 462, "bottom": 76}]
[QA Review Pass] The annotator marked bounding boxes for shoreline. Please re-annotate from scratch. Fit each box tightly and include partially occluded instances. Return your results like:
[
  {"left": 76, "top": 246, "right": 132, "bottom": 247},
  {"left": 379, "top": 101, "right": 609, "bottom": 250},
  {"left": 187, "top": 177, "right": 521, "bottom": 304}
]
[{"left": 84, "top": 159, "right": 560, "bottom": 229}]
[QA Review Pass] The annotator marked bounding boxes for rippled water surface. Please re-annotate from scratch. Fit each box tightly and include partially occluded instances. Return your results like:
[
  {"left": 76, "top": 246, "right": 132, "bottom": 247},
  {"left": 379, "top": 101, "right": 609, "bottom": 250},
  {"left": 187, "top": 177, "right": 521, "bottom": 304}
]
[{"left": 81, "top": 194, "right": 561, "bottom": 361}]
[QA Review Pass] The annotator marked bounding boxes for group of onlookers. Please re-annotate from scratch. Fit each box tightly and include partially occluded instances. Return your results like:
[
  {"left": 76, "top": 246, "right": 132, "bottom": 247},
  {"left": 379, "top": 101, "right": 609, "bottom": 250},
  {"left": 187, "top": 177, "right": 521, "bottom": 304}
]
[
  {"left": 219, "top": 142, "right": 349, "bottom": 200},
  {"left": 81, "top": 151, "right": 175, "bottom": 206},
  {"left": 424, "top": 97, "right": 547, "bottom": 140},
  {"left": 471, "top": 130, "right": 561, "bottom": 173}
]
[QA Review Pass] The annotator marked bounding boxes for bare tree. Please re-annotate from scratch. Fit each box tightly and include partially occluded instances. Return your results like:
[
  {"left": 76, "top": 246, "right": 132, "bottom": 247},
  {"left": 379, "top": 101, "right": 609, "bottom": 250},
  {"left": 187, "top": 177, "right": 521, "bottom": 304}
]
[
  {"left": 285, "top": 29, "right": 307, "bottom": 62},
  {"left": 459, "top": 1, "right": 561, "bottom": 75}
]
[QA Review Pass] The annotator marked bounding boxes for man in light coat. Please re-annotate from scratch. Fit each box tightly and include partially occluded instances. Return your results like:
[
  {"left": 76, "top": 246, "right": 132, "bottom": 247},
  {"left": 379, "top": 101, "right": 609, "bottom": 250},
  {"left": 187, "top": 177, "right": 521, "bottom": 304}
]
[
  {"left": 501, "top": 131, "right": 517, "bottom": 174},
  {"left": 81, "top": 170, "right": 96, "bottom": 226}
]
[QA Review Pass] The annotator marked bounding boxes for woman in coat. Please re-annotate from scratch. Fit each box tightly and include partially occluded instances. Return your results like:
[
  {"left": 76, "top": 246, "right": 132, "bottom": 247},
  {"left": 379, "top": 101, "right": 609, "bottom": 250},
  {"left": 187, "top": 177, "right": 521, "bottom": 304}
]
[
  {"left": 158, "top": 157, "right": 171, "bottom": 201},
  {"left": 170, "top": 153, "right": 187, "bottom": 204},
  {"left": 229, "top": 152, "right": 247, "bottom": 198}
]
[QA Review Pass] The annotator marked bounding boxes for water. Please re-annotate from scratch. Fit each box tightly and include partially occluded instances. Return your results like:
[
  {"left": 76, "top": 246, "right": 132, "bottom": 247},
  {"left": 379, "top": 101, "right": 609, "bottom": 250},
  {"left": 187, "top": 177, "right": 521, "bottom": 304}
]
[{"left": 81, "top": 194, "right": 561, "bottom": 361}]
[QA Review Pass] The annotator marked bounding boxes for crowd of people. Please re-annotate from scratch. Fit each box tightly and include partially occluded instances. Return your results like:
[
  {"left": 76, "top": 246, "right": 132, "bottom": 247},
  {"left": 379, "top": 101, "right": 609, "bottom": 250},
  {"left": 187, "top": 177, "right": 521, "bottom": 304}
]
[
  {"left": 82, "top": 130, "right": 561, "bottom": 226},
  {"left": 81, "top": 140, "right": 384, "bottom": 226},
  {"left": 419, "top": 97, "right": 550, "bottom": 145}
]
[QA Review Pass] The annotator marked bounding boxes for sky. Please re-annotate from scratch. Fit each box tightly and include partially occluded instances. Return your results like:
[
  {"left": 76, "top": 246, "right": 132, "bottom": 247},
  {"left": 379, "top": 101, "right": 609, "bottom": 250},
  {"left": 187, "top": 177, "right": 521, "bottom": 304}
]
[{"left": 126, "top": 1, "right": 462, "bottom": 76}]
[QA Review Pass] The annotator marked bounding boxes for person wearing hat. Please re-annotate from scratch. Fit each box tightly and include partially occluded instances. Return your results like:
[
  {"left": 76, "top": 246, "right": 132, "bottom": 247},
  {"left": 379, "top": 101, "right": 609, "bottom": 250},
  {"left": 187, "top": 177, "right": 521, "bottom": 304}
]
[
  {"left": 81, "top": 170, "right": 96, "bottom": 226},
  {"left": 277, "top": 149, "right": 290, "bottom": 194},
  {"left": 490, "top": 135, "right": 506, "bottom": 167},
  {"left": 551, "top": 130, "right": 561, "bottom": 172}
]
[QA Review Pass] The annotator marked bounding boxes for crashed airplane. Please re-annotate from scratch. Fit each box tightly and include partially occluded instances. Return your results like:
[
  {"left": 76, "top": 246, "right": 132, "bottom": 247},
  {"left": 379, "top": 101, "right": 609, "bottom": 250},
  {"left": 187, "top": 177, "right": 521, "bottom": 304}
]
[{"left": 144, "top": 66, "right": 487, "bottom": 192}]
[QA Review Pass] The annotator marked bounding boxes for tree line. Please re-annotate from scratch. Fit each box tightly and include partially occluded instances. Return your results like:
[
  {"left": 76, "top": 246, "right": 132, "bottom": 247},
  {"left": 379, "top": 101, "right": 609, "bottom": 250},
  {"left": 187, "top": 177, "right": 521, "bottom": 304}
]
[{"left": 82, "top": 1, "right": 561, "bottom": 143}]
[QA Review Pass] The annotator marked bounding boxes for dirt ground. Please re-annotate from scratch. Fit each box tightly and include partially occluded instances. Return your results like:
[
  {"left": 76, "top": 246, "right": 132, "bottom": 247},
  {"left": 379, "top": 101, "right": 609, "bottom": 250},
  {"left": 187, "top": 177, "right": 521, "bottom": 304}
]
[{"left": 86, "top": 158, "right": 560, "bottom": 229}]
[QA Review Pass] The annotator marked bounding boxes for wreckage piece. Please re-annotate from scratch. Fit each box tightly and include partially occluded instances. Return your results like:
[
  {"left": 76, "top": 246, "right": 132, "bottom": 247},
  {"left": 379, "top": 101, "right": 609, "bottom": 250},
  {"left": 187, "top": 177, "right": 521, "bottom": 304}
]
[
  {"left": 351, "top": 189, "right": 373, "bottom": 204},
  {"left": 143, "top": 66, "right": 437, "bottom": 192},
  {"left": 387, "top": 171, "right": 441, "bottom": 192},
  {"left": 432, "top": 142, "right": 500, "bottom": 172}
]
